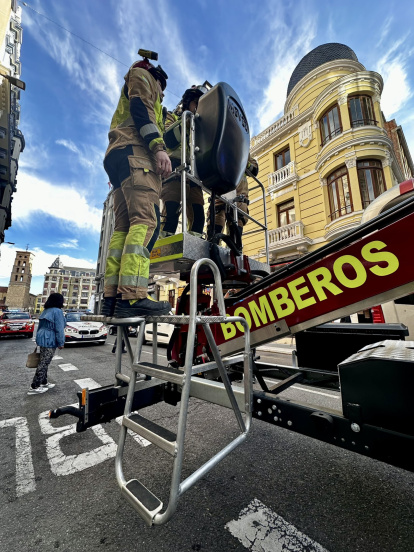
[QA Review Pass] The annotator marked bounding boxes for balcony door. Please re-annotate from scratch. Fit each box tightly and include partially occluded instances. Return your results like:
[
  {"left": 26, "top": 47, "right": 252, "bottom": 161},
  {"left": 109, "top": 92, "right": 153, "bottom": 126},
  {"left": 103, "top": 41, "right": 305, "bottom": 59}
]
[
  {"left": 275, "top": 147, "right": 291, "bottom": 170},
  {"left": 277, "top": 199, "right": 296, "bottom": 227}
]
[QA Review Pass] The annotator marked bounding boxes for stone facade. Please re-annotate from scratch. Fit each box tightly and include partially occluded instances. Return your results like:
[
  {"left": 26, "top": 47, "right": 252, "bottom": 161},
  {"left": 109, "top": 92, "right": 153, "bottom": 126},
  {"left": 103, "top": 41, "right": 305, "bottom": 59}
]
[
  {"left": 5, "top": 250, "right": 34, "bottom": 309},
  {"left": 42, "top": 257, "right": 96, "bottom": 311},
  {"left": 0, "top": 0, "right": 24, "bottom": 244},
  {"left": 244, "top": 43, "right": 413, "bottom": 266}
]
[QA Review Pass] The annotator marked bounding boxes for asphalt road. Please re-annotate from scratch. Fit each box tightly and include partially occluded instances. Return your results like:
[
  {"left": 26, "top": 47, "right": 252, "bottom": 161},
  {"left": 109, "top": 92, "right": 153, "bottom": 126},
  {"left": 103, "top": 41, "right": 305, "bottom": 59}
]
[{"left": 1, "top": 331, "right": 413, "bottom": 552}]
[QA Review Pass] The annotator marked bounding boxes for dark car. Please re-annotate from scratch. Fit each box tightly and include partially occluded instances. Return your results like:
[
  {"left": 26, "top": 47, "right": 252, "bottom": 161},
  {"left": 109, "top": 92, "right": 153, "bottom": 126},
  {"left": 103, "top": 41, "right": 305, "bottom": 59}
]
[{"left": 108, "top": 325, "right": 138, "bottom": 337}]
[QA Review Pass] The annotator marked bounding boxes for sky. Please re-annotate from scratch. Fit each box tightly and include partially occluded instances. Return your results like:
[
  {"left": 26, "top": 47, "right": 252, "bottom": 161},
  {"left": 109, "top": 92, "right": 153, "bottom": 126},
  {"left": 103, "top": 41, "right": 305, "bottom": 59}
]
[{"left": 0, "top": 0, "right": 413, "bottom": 295}]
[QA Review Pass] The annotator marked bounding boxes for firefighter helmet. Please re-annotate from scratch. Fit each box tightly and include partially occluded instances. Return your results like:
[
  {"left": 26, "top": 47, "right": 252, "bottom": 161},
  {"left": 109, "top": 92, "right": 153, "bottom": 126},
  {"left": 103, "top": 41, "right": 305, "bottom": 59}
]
[
  {"left": 181, "top": 85, "right": 208, "bottom": 111},
  {"left": 133, "top": 49, "right": 168, "bottom": 90}
]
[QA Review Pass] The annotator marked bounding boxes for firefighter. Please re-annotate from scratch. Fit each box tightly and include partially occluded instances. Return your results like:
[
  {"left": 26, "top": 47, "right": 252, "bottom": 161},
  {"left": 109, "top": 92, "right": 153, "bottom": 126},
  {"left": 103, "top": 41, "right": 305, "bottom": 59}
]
[
  {"left": 101, "top": 51, "right": 172, "bottom": 318},
  {"left": 207, "top": 155, "right": 259, "bottom": 238},
  {"left": 159, "top": 85, "right": 208, "bottom": 238}
]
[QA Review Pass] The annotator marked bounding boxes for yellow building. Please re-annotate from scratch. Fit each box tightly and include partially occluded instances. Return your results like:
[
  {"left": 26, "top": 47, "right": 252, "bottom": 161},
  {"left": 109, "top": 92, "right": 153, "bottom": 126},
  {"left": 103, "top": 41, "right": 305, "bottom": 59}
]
[{"left": 245, "top": 43, "right": 414, "bottom": 267}]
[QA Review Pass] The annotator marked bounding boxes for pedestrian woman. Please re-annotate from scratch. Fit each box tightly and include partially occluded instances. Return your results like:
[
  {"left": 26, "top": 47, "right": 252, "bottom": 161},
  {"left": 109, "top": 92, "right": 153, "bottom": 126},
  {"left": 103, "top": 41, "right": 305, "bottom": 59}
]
[{"left": 27, "top": 292, "right": 65, "bottom": 395}]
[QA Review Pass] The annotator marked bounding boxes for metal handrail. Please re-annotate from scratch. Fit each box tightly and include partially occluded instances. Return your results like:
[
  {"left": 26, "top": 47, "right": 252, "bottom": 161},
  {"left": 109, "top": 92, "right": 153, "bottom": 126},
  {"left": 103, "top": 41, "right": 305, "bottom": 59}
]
[{"left": 171, "top": 111, "right": 269, "bottom": 263}]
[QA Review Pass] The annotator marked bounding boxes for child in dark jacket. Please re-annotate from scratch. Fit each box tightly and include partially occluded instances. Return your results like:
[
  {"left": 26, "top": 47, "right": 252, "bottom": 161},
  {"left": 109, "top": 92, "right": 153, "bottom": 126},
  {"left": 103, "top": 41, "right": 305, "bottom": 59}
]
[{"left": 28, "top": 293, "right": 65, "bottom": 395}]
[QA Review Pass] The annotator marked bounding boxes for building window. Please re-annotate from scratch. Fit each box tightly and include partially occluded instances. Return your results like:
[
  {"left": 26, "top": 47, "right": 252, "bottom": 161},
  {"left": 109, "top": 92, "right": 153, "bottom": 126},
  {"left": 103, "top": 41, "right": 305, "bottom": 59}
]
[
  {"left": 81, "top": 292, "right": 88, "bottom": 297},
  {"left": 277, "top": 199, "right": 296, "bottom": 226},
  {"left": 274, "top": 147, "right": 291, "bottom": 171},
  {"left": 51, "top": 283, "right": 56, "bottom": 288},
  {"left": 62, "top": 284, "right": 67, "bottom": 289},
  {"left": 327, "top": 166, "right": 353, "bottom": 221},
  {"left": 348, "top": 95, "right": 376, "bottom": 128},
  {"left": 357, "top": 159, "right": 386, "bottom": 208},
  {"left": 319, "top": 104, "right": 342, "bottom": 146},
  {"left": 80, "top": 299, "right": 88, "bottom": 305}
]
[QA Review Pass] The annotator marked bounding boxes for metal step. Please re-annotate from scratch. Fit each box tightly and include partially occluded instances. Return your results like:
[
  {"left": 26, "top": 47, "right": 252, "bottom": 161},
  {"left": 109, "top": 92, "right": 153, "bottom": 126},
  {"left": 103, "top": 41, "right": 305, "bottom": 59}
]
[
  {"left": 123, "top": 413, "right": 177, "bottom": 456},
  {"left": 133, "top": 361, "right": 185, "bottom": 384},
  {"left": 121, "top": 479, "right": 163, "bottom": 526}
]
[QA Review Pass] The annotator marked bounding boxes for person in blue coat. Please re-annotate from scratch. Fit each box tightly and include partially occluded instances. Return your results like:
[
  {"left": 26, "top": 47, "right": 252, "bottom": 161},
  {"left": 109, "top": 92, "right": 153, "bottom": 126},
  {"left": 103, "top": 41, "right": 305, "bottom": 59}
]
[{"left": 27, "top": 293, "right": 66, "bottom": 395}]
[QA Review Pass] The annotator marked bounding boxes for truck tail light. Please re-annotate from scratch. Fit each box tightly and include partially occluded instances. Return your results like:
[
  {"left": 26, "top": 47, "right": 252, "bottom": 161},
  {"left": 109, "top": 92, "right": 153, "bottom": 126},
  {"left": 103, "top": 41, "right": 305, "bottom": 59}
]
[{"left": 371, "top": 305, "right": 385, "bottom": 323}]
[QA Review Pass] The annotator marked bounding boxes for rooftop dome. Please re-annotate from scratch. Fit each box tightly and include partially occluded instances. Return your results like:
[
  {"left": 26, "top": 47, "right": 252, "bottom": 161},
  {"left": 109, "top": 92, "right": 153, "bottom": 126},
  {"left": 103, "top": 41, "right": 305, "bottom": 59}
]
[{"left": 287, "top": 43, "right": 359, "bottom": 97}]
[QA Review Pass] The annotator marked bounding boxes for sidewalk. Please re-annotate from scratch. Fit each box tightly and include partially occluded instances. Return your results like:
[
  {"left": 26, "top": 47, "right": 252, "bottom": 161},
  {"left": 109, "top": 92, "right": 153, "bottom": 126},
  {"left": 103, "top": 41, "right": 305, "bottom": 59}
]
[{"left": 256, "top": 336, "right": 296, "bottom": 355}]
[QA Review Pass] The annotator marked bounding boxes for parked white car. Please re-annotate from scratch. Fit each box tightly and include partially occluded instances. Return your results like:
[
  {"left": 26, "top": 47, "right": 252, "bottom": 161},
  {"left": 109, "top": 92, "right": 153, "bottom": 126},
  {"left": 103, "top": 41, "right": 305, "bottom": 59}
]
[
  {"left": 144, "top": 315, "right": 174, "bottom": 345},
  {"left": 64, "top": 312, "right": 108, "bottom": 345}
]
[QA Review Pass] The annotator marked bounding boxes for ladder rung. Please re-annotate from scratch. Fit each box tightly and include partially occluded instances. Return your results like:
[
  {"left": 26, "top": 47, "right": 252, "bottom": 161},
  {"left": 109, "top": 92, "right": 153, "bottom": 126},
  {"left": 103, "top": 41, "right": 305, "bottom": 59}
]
[
  {"left": 123, "top": 413, "right": 177, "bottom": 456},
  {"left": 133, "top": 361, "right": 185, "bottom": 384},
  {"left": 122, "top": 479, "right": 163, "bottom": 526}
]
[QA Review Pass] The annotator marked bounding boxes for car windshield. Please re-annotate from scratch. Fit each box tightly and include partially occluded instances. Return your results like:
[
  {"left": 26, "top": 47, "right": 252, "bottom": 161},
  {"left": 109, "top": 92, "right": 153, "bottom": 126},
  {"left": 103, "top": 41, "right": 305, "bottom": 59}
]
[
  {"left": 2, "top": 313, "right": 30, "bottom": 320},
  {"left": 65, "top": 313, "right": 81, "bottom": 322}
]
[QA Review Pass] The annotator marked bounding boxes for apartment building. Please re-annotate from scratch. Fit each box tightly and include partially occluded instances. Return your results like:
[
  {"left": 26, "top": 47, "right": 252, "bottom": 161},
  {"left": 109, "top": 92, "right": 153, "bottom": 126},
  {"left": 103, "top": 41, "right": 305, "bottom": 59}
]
[
  {"left": 245, "top": 43, "right": 414, "bottom": 267},
  {"left": 42, "top": 257, "right": 96, "bottom": 311}
]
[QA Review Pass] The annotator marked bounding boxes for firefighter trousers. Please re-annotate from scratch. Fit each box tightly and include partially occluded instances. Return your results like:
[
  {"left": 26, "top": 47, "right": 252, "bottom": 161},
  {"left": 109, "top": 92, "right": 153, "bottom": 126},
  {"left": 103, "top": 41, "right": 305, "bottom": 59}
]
[
  {"left": 160, "top": 177, "right": 205, "bottom": 234},
  {"left": 103, "top": 145, "right": 161, "bottom": 301}
]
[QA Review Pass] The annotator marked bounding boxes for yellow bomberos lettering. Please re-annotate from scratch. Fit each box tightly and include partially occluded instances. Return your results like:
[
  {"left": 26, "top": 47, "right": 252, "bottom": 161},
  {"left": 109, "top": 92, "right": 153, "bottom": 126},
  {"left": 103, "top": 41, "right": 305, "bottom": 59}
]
[
  {"left": 248, "top": 296, "right": 275, "bottom": 327},
  {"left": 307, "top": 266, "right": 343, "bottom": 301},
  {"left": 361, "top": 240, "right": 400, "bottom": 276},
  {"left": 287, "top": 276, "right": 317, "bottom": 310},
  {"left": 220, "top": 239, "right": 401, "bottom": 342},
  {"left": 333, "top": 255, "right": 367, "bottom": 288},
  {"left": 234, "top": 306, "right": 252, "bottom": 332},
  {"left": 220, "top": 315, "right": 237, "bottom": 339},
  {"left": 268, "top": 287, "right": 295, "bottom": 318}
]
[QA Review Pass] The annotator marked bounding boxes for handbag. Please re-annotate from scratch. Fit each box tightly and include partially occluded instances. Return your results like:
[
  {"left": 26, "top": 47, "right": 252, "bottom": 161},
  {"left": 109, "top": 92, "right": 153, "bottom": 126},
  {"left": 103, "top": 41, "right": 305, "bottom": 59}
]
[{"left": 26, "top": 347, "right": 41, "bottom": 368}]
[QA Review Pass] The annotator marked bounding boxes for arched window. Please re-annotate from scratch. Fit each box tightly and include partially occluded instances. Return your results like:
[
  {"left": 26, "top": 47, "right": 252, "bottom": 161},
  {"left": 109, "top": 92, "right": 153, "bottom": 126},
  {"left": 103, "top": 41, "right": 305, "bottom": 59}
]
[
  {"left": 327, "top": 166, "right": 353, "bottom": 221},
  {"left": 348, "top": 95, "right": 376, "bottom": 128},
  {"left": 319, "top": 104, "right": 342, "bottom": 146},
  {"left": 357, "top": 160, "right": 386, "bottom": 208}
]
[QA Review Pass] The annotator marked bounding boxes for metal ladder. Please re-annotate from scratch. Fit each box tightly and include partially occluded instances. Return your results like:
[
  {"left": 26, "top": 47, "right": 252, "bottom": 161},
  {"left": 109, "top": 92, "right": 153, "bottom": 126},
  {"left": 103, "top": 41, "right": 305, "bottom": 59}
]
[{"left": 114, "top": 258, "right": 253, "bottom": 525}]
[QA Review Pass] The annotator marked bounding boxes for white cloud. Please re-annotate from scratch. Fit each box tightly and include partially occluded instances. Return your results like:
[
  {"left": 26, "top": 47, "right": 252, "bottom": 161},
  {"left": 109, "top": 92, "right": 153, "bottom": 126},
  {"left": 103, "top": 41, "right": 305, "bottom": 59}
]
[
  {"left": 253, "top": 6, "right": 317, "bottom": 134},
  {"left": 56, "top": 139, "right": 94, "bottom": 169},
  {"left": 55, "top": 239, "right": 79, "bottom": 249},
  {"left": 23, "top": 5, "right": 122, "bottom": 124},
  {"left": 375, "top": 37, "right": 412, "bottom": 118},
  {"left": 12, "top": 171, "right": 103, "bottom": 232},
  {"left": 0, "top": 244, "right": 95, "bottom": 295}
]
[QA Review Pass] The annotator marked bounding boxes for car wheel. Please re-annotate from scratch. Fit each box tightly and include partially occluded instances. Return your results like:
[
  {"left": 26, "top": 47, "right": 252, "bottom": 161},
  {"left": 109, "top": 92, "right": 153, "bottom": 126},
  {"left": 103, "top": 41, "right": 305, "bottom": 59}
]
[
  {"left": 109, "top": 327, "right": 115, "bottom": 335},
  {"left": 98, "top": 340, "right": 106, "bottom": 345},
  {"left": 27, "top": 333, "right": 33, "bottom": 338}
]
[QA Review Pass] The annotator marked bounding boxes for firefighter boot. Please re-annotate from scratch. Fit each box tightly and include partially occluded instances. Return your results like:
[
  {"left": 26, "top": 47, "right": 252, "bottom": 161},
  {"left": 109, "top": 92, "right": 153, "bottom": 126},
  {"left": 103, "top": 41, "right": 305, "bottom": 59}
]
[
  {"left": 100, "top": 296, "right": 117, "bottom": 317},
  {"left": 114, "top": 296, "right": 171, "bottom": 318}
]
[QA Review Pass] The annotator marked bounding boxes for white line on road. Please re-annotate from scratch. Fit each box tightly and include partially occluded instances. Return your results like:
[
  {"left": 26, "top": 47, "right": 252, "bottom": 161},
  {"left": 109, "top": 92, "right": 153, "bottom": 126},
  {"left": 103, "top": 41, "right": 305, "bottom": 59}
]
[
  {"left": 74, "top": 378, "right": 101, "bottom": 390},
  {"left": 73, "top": 378, "right": 151, "bottom": 447},
  {"left": 58, "top": 363, "right": 79, "bottom": 371},
  {"left": 263, "top": 378, "right": 339, "bottom": 399},
  {"left": 0, "top": 417, "right": 36, "bottom": 497},
  {"left": 226, "top": 498, "right": 330, "bottom": 552},
  {"left": 52, "top": 356, "right": 63, "bottom": 360}
]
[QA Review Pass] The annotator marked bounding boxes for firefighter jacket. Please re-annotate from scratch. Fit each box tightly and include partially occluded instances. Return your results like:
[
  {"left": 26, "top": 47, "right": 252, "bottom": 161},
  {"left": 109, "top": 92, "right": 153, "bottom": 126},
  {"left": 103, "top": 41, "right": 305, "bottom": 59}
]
[
  {"left": 163, "top": 111, "right": 183, "bottom": 170},
  {"left": 105, "top": 66, "right": 166, "bottom": 159}
]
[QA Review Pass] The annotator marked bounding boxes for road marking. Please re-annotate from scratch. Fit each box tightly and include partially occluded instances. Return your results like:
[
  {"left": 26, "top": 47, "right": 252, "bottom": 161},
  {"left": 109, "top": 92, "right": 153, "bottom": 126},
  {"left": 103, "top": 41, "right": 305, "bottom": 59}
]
[
  {"left": 226, "top": 498, "right": 330, "bottom": 552},
  {"left": 74, "top": 378, "right": 101, "bottom": 390},
  {"left": 291, "top": 386, "right": 339, "bottom": 399},
  {"left": 58, "top": 363, "right": 78, "bottom": 371},
  {"left": 52, "top": 355, "right": 63, "bottom": 360},
  {"left": 73, "top": 379, "right": 151, "bottom": 447},
  {"left": 263, "top": 378, "right": 339, "bottom": 399},
  {"left": 0, "top": 417, "right": 36, "bottom": 497},
  {"left": 39, "top": 409, "right": 117, "bottom": 476}
]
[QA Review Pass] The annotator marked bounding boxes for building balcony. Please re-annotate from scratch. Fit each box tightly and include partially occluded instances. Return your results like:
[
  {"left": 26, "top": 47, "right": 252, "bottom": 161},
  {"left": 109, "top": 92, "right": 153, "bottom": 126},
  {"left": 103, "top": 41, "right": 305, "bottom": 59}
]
[
  {"left": 265, "top": 221, "right": 313, "bottom": 255},
  {"left": 251, "top": 105, "right": 299, "bottom": 149},
  {"left": 268, "top": 161, "right": 298, "bottom": 196}
]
